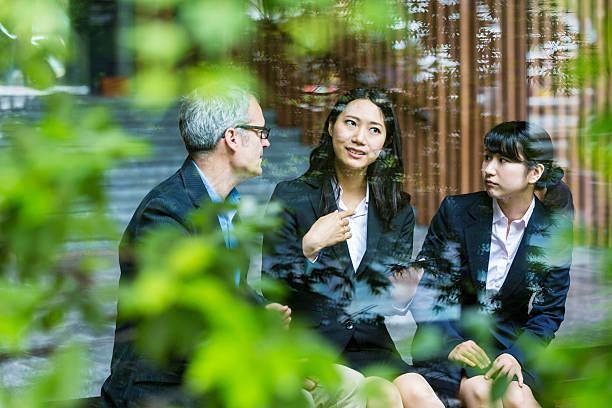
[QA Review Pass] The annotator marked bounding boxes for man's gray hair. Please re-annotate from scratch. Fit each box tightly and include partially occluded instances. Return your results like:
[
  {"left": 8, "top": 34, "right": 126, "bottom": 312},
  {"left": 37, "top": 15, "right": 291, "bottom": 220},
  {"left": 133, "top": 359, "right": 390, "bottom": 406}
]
[{"left": 178, "top": 84, "right": 252, "bottom": 154}]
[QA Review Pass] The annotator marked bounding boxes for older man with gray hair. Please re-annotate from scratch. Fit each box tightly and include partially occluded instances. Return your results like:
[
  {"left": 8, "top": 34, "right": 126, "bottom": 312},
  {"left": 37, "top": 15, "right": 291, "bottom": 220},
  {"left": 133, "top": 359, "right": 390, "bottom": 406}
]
[{"left": 101, "top": 84, "right": 288, "bottom": 407}]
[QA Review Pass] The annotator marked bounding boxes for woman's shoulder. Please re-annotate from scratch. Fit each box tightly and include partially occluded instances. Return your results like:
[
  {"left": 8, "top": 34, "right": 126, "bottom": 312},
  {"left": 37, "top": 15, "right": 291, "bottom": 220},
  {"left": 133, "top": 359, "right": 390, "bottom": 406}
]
[
  {"left": 274, "top": 175, "right": 320, "bottom": 194},
  {"left": 435, "top": 191, "right": 491, "bottom": 217},
  {"left": 270, "top": 176, "right": 323, "bottom": 208}
]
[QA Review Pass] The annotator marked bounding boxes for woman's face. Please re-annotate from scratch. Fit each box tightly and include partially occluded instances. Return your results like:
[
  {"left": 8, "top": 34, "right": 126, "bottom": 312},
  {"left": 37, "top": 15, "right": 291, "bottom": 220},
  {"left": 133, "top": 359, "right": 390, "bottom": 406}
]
[
  {"left": 329, "top": 98, "right": 387, "bottom": 172},
  {"left": 481, "top": 150, "right": 542, "bottom": 202}
]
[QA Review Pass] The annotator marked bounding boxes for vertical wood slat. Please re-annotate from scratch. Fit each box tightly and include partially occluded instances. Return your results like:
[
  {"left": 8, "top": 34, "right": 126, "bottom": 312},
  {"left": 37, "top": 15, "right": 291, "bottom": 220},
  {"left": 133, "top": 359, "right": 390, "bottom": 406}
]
[
  {"left": 607, "top": 0, "right": 612, "bottom": 248},
  {"left": 459, "top": 0, "right": 472, "bottom": 194},
  {"left": 493, "top": 0, "right": 504, "bottom": 123},
  {"left": 595, "top": 0, "right": 608, "bottom": 246},
  {"left": 436, "top": 0, "right": 448, "bottom": 203},
  {"left": 503, "top": 0, "right": 516, "bottom": 119},
  {"left": 471, "top": 4, "right": 483, "bottom": 192},
  {"left": 579, "top": 0, "right": 594, "bottom": 246},
  {"left": 448, "top": 0, "right": 460, "bottom": 195},
  {"left": 517, "top": 0, "right": 528, "bottom": 120},
  {"left": 561, "top": 0, "right": 581, "bottom": 241},
  {"left": 424, "top": 1, "right": 436, "bottom": 221},
  {"left": 482, "top": 0, "right": 496, "bottom": 145}
]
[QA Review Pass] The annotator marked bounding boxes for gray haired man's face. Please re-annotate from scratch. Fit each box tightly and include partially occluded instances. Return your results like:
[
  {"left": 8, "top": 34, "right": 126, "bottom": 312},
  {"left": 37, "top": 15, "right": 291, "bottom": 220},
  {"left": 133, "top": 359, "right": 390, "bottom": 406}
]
[{"left": 234, "top": 96, "right": 269, "bottom": 178}]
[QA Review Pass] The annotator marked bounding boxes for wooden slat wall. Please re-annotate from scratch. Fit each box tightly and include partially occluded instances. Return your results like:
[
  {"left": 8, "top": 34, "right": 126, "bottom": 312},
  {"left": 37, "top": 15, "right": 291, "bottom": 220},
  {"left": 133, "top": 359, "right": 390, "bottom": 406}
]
[
  {"left": 524, "top": 0, "right": 611, "bottom": 246},
  {"left": 254, "top": 0, "right": 610, "bottom": 245}
]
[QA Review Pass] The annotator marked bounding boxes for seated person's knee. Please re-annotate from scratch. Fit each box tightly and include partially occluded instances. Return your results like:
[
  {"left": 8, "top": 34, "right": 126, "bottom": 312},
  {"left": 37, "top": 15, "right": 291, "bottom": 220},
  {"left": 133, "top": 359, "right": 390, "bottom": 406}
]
[
  {"left": 460, "top": 376, "right": 492, "bottom": 405},
  {"left": 335, "top": 364, "right": 366, "bottom": 395},
  {"left": 393, "top": 373, "right": 443, "bottom": 407},
  {"left": 502, "top": 382, "right": 538, "bottom": 408},
  {"left": 364, "top": 376, "right": 402, "bottom": 408}
]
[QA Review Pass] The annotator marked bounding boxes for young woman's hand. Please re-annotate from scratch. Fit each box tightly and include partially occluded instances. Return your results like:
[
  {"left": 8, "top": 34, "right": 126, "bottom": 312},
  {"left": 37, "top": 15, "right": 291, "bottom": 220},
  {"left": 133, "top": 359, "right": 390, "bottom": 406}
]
[
  {"left": 484, "top": 353, "right": 524, "bottom": 387},
  {"left": 448, "top": 340, "right": 491, "bottom": 369},
  {"left": 302, "top": 210, "right": 355, "bottom": 261}
]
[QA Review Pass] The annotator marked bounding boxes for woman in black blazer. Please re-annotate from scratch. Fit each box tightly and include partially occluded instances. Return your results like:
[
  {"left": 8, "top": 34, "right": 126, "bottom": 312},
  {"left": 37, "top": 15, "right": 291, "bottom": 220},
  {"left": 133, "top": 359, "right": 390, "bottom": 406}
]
[
  {"left": 414, "top": 121, "right": 573, "bottom": 407},
  {"left": 263, "top": 88, "right": 443, "bottom": 408}
]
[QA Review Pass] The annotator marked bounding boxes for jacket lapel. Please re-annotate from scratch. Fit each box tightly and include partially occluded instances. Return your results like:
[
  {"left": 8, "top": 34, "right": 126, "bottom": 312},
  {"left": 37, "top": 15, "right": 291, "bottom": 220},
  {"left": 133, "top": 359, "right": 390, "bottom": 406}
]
[
  {"left": 356, "top": 192, "right": 382, "bottom": 276},
  {"left": 180, "top": 157, "right": 210, "bottom": 209},
  {"left": 464, "top": 194, "right": 493, "bottom": 291}
]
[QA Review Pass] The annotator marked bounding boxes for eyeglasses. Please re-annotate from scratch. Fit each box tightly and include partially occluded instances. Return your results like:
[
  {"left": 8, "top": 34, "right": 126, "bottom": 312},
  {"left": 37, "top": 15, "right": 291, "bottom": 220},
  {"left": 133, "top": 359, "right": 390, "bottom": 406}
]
[{"left": 235, "top": 124, "right": 271, "bottom": 140}]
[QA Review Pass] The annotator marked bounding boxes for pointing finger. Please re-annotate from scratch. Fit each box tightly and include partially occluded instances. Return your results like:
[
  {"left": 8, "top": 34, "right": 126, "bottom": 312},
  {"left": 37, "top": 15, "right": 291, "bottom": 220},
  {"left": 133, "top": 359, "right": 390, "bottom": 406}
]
[{"left": 339, "top": 210, "right": 356, "bottom": 218}]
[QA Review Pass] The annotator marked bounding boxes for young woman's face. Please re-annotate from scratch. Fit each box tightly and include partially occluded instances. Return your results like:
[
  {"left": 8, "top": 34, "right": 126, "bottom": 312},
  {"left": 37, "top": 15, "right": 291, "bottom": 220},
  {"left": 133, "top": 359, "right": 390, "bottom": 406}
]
[
  {"left": 329, "top": 98, "right": 387, "bottom": 172},
  {"left": 481, "top": 150, "right": 541, "bottom": 201}
]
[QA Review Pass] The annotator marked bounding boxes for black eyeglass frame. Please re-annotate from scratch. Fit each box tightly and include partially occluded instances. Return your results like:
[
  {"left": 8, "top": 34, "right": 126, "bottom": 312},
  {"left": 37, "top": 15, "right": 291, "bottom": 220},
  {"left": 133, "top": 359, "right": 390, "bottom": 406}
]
[{"left": 235, "top": 124, "right": 271, "bottom": 140}]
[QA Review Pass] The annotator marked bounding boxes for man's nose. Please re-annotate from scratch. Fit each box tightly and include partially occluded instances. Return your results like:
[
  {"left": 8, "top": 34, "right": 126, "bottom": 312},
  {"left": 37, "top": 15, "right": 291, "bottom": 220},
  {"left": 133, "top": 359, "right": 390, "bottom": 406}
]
[{"left": 262, "top": 137, "right": 270, "bottom": 148}]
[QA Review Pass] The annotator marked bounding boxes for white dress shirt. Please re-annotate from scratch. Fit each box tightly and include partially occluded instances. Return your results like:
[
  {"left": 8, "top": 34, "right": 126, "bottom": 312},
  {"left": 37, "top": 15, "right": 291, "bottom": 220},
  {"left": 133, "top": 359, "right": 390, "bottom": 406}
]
[
  {"left": 333, "top": 181, "right": 369, "bottom": 272},
  {"left": 486, "top": 197, "right": 535, "bottom": 294}
]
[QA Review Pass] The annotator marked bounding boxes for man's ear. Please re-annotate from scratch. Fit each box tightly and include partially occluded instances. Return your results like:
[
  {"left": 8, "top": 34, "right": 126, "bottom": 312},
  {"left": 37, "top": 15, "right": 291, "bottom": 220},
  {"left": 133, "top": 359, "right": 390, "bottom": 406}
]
[
  {"left": 223, "top": 128, "right": 240, "bottom": 153},
  {"left": 528, "top": 163, "right": 545, "bottom": 184}
]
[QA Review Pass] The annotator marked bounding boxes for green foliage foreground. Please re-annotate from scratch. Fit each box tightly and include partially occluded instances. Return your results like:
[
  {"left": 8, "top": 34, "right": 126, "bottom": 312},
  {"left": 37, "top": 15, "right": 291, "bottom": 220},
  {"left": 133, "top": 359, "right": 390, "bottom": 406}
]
[
  {"left": 1, "top": 0, "right": 612, "bottom": 407},
  {"left": 0, "top": 93, "right": 146, "bottom": 406},
  {"left": 119, "top": 202, "right": 341, "bottom": 407}
]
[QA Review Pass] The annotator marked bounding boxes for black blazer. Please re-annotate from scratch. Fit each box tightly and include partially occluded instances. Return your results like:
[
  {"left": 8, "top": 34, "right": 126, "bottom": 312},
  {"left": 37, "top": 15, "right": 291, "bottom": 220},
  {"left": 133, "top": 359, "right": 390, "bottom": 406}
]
[
  {"left": 415, "top": 192, "right": 572, "bottom": 381},
  {"left": 262, "top": 175, "right": 415, "bottom": 372},
  {"left": 101, "top": 158, "right": 250, "bottom": 408}
]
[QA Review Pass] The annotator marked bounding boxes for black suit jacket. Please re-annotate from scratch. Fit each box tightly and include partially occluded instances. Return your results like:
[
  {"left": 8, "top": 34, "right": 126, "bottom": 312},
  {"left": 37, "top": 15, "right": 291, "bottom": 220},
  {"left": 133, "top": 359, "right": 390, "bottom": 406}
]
[
  {"left": 101, "top": 158, "right": 250, "bottom": 408},
  {"left": 415, "top": 191, "right": 572, "bottom": 390},
  {"left": 262, "top": 175, "right": 415, "bottom": 372}
]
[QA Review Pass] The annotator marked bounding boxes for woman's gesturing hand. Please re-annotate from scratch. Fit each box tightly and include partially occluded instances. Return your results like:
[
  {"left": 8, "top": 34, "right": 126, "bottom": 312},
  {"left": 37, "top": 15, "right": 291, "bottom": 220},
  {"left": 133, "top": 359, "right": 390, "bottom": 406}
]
[
  {"left": 448, "top": 340, "right": 491, "bottom": 369},
  {"left": 302, "top": 210, "right": 355, "bottom": 261}
]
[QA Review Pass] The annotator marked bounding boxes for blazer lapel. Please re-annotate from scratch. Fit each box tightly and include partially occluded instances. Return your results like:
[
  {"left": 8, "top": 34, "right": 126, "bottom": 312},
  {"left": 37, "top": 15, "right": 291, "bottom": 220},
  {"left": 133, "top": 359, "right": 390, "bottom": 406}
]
[
  {"left": 180, "top": 157, "right": 210, "bottom": 209},
  {"left": 464, "top": 195, "right": 493, "bottom": 291},
  {"left": 356, "top": 193, "right": 382, "bottom": 276},
  {"left": 499, "top": 198, "right": 550, "bottom": 298}
]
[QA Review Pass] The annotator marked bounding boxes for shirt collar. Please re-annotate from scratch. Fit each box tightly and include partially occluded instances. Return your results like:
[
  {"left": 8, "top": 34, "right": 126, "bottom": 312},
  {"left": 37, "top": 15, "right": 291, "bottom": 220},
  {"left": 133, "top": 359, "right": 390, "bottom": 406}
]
[
  {"left": 331, "top": 178, "right": 369, "bottom": 214},
  {"left": 192, "top": 160, "right": 240, "bottom": 204},
  {"left": 492, "top": 196, "right": 535, "bottom": 226}
]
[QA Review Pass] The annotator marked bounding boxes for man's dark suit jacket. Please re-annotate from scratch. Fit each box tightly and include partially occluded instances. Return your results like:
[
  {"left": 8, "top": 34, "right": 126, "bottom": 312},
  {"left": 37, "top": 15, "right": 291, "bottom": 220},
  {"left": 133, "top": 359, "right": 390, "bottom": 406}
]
[
  {"left": 414, "top": 191, "right": 572, "bottom": 394},
  {"left": 101, "top": 158, "right": 248, "bottom": 408},
  {"left": 262, "top": 175, "right": 415, "bottom": 374}
]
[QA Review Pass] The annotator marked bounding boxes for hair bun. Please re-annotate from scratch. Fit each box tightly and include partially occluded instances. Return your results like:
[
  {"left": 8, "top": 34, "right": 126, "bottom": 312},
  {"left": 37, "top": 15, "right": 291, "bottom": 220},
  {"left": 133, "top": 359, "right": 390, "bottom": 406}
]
[{"left": 542, "top": 166, "right": 564, "bottom": 188}]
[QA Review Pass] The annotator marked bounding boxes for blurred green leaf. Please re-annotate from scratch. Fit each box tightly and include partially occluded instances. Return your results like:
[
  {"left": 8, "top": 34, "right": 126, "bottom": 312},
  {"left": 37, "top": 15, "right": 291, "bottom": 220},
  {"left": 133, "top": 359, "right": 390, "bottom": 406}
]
[
  {"left": 179, "top": 0, "right": 253, "bottom": 57},
  {"left": 131, "top": 22, "right": 189, "bottom": 63},
  {"left": 133, "top": 66, "right": 180, "bottom": 107},
  {"left": 284, "top": 15, "right": 335, "bottom": 55},
  {"left": 347, "top": 0, "right": 400, "bottom": 34},
  {"left": 0, "top": 345, "right": 86, "bottom": 408}
]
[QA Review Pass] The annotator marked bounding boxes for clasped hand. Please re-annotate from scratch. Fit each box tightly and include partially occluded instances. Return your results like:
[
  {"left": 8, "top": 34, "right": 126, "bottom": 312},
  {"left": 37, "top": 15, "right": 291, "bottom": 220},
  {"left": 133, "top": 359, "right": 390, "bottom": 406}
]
[
  {"left": 448, "top": 340, "right": 524, "bottom": 386},
  {"left": 302, "top": 210, "right": 355, "bottom": 261}
]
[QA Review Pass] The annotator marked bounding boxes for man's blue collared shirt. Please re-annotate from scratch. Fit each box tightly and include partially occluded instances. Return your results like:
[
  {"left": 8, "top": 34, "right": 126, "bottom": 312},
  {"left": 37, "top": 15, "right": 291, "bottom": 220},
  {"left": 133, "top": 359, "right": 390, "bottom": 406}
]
[{"left": 192, "top": 161, "right": 240, "bottom": 285}]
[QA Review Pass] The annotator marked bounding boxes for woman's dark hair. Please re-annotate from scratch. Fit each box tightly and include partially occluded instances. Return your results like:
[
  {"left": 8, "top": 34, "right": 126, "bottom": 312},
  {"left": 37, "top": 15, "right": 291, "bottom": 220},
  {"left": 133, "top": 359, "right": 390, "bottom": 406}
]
[
  {"left": 483, "top": 121, "right": 564, "bottom": 189},
  {"left": 302, "top": 88, "right": 409, "bottom": 224}
]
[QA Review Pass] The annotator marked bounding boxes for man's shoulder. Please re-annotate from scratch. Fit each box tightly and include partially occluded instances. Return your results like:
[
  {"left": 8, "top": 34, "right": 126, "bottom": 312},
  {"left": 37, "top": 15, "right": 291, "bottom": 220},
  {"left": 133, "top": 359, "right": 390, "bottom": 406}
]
[
  {"left": 138, "top": 170, "right": 191, "bottom": 212},
  {"left": 124, "top": 167, "right": 197, "bottom": 236}
]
